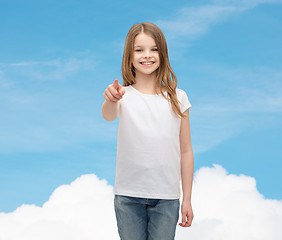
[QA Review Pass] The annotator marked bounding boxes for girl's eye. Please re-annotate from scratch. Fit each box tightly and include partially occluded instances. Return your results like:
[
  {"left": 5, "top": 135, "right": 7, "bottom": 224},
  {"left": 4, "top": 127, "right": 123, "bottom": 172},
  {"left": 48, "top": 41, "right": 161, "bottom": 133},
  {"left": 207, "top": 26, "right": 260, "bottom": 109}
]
[
  {"left": 135, "top": 49, "right": 142, "bottom": 52},
  {"left": 152, "top": 48, "right": 158, "bottom": 51}
]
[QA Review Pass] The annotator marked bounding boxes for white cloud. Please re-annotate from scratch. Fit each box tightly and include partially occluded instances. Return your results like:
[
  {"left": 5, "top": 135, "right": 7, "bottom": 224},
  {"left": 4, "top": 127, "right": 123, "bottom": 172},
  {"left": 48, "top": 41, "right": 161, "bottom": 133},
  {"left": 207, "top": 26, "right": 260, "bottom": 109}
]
[
  {"left": 157, "top": 5, "right": 237, "bottom": 39},
  {"left": 213, "top": 0, "right": 282, "bottom": 8},
  {"left": 156, "top": 0, "right": 282, "bottom": 40},
  {"left": 0, "top": 174, "right": 118, "bottom": 240},
  {"left": 0, "top": 56, "right": 97, "bottom": 82},
  {"left": 177, "top": 164, "right": 282, "bottom": 239},
  {"left": 1, "top": 165, "right": 281, "bottom": 240},
  {"left": 2, "top": 60, "right": 61, "bottom": 67}
]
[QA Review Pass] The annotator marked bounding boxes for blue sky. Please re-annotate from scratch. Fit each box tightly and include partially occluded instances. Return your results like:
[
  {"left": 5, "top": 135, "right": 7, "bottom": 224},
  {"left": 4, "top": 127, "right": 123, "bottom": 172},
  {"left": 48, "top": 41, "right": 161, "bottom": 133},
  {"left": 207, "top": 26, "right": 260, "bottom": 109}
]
[{"left": 1, "top": 0, "right": 282, "bottom": 212}]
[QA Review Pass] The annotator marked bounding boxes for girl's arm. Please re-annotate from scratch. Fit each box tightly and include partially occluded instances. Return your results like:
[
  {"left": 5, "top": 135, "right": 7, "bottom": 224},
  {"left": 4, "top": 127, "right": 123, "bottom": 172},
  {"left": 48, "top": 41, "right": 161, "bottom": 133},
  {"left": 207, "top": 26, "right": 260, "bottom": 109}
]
[
  {"left": 179, "top": 108, "right": 194, "bottom": 228},
  {"left": 101, "top": 100, "right": 119, "bottom": 121}
]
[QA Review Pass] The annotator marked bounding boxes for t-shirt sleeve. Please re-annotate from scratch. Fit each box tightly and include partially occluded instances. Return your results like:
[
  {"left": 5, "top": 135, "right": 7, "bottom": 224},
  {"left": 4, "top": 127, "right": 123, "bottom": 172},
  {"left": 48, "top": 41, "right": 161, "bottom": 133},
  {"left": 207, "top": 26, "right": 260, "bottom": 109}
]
[{"left": 178, "top": 89, "right": 192, "bottom": 113}]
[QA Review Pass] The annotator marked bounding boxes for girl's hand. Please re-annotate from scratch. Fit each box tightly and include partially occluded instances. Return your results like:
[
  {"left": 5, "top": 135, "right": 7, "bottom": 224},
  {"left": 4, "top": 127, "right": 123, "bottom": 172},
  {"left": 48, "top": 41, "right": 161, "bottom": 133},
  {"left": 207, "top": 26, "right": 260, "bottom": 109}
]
[
  {"left": 178, "top": 200, "right": 194, "bottom": 228},
  {"left": 103, "top": 79, "right": 125, "bottom": 103}
]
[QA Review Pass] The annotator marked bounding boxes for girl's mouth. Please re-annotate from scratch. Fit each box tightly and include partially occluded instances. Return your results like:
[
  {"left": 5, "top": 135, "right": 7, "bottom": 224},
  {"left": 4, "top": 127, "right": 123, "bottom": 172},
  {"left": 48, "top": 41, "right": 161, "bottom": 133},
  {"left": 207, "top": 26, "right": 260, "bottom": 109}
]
[{"left": 140, "top": 61, "right": 155, "bottom": 65}]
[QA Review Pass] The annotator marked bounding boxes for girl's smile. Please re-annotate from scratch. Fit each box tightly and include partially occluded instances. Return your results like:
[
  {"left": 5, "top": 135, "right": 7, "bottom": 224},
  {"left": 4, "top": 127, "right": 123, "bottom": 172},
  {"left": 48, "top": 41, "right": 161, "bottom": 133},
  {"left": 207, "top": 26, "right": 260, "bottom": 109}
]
[
  {"left": 140, "top": 61, "right": 154, "bottom": 65},
  {"left": 139, "top": 61, "right": 156, "bottom": 68}
]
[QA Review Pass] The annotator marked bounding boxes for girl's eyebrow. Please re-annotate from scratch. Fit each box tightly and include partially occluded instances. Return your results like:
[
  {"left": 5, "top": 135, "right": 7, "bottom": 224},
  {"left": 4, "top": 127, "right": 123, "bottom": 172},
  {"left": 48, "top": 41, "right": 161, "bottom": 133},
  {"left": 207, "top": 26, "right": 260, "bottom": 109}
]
[{"left": 134, "top": 45, "right": 157, "bottom": 48}]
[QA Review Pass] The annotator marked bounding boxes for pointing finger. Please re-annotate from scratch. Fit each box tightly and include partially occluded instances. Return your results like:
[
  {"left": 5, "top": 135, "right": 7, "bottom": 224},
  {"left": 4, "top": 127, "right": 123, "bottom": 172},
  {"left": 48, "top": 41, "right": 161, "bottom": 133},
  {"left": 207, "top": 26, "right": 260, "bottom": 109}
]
[{"left": 112, "top": 79, "right": 119, "bottom": 89}]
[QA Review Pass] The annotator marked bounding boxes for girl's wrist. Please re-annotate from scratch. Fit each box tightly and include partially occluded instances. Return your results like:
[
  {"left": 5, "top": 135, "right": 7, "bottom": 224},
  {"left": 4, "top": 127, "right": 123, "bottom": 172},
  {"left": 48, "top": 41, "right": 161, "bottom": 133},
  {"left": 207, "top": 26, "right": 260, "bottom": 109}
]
[{"left": 182, "top": 197, "right": 192, "bottom": 203}]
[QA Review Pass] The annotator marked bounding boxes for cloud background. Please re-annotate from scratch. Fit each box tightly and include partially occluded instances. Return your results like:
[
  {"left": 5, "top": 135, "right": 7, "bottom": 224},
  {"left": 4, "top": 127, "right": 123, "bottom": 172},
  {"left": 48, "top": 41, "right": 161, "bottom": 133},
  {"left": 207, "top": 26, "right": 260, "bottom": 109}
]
[
  {"left": 0, "top": 174, "right": 118, "bottom": 240},
  {"left": 1, "top": 165, "right": 281, "bottom": 240}
]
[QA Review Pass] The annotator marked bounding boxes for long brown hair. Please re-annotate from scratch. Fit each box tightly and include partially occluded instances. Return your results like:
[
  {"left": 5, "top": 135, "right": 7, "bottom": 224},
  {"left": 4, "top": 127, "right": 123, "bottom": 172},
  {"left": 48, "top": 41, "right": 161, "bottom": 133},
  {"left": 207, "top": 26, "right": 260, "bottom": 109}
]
[{"left": 122, "top": 22, "right": 187, "bottom": 119}]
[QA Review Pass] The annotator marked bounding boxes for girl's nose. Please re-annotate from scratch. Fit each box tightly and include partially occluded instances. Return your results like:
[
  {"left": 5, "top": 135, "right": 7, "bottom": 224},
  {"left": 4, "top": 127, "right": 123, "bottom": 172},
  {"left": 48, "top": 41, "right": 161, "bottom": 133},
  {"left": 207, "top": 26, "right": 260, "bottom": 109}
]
[{"left": 143, "top": 50, "right": 151, "bottom": 58}]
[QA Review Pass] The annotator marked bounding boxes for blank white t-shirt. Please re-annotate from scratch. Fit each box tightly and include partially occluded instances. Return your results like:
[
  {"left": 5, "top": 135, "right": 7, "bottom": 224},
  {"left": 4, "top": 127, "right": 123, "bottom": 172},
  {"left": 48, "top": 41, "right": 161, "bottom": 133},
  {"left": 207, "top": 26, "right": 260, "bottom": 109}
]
[{"left": 114, "top": 85, "right": 192, "bottom": 199}]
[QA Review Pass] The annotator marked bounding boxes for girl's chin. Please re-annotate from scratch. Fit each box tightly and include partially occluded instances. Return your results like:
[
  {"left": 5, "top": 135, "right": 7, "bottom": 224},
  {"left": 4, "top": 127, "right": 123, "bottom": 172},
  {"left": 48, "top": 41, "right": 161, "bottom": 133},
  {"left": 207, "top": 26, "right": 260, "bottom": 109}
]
[{"left": 135, "top": 70, "right": 158, "bottom": 77}]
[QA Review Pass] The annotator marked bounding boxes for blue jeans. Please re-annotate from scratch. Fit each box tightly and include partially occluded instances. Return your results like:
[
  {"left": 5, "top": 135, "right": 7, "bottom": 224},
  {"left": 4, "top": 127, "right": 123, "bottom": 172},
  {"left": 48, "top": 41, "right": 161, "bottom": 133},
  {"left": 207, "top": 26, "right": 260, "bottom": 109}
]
[{"left": 114, "top": 194, "right": 179, "bottom": 240}]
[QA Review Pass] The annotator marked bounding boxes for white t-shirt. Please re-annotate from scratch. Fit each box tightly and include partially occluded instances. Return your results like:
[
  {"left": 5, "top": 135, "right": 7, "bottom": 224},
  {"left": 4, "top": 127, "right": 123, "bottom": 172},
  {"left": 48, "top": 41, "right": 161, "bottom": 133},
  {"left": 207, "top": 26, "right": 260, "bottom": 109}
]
[{"left": 114, "top": 85, "right": 192, "bottom": 199}]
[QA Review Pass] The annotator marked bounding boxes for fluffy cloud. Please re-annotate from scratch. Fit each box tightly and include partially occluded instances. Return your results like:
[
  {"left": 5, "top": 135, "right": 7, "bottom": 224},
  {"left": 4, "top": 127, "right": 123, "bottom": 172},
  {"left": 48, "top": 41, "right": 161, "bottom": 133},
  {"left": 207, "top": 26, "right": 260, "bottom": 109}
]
[
  {"left": 1, "top": 165, "right": 282, "bottom": 240},
  {"left": 176, "top": 164, "right": 282, "bottom": 239},
  {"left": 157, "top": 0, "right": 282, "bottom": 40},
  {"left": 0, "top": 174, "right": 118, "bottom": 240}
]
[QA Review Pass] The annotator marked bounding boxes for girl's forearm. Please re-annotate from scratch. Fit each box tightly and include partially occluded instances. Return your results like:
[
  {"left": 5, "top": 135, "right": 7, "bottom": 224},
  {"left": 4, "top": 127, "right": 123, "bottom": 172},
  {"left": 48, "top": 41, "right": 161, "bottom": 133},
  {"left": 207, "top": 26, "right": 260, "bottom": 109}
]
[
  {"left": 180, "top": 151, "right": 194, "bottom": 202},
  {"left": 101, "top": 100, "right": 119, "bottom": 121}
]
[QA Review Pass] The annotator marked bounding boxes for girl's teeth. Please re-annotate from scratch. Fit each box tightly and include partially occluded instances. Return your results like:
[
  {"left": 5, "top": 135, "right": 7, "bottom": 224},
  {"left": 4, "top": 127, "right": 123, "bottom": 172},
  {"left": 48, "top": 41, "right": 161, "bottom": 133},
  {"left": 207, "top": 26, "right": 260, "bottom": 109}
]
[{"left": 142, "top": 62, "right": 153, "bottom": 65}]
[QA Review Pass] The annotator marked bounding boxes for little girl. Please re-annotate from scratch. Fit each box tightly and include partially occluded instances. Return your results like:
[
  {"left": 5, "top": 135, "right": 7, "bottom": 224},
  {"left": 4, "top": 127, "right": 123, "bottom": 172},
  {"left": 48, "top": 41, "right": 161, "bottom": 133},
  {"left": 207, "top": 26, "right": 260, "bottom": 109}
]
[{"left": 101, "top": 22, "right": 194, "bottom": 240}]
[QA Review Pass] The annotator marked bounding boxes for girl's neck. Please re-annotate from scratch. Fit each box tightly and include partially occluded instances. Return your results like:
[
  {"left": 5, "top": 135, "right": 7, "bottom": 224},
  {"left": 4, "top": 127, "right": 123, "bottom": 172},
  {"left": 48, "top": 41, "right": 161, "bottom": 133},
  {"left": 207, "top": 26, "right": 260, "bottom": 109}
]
[{"left": 133, "top": 72, "right": 159, "bottom": 94}]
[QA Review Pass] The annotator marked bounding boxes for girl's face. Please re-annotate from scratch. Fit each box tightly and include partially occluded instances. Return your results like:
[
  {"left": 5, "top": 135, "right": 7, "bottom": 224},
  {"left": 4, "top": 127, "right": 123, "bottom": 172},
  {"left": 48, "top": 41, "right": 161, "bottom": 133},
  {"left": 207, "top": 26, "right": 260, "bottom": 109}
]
[{"left": 132, "top": 32, "right": 160, "bottom": 78}]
